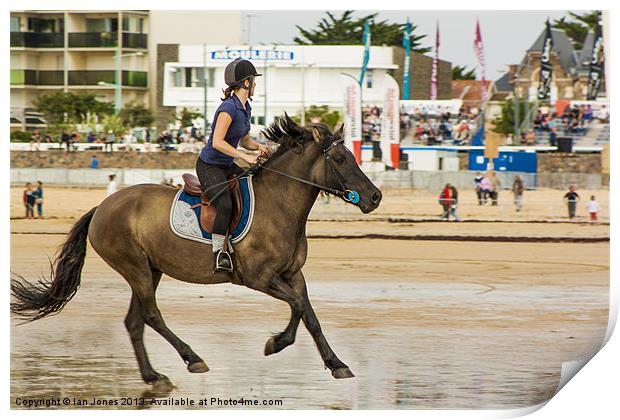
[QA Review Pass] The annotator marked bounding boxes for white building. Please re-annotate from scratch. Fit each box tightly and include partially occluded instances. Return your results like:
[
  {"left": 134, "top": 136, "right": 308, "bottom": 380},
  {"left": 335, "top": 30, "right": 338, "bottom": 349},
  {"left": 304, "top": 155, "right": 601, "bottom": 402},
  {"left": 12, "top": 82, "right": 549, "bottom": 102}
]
[{"left": 162, "top": 44, "right": 398, "bottom": 128}]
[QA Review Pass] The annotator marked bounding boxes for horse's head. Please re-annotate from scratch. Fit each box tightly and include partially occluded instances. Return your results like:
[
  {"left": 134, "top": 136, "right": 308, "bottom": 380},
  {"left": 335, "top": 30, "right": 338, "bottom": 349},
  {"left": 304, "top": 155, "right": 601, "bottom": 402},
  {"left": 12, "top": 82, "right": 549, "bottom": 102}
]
[
  {"left": 308, "top": 122, "right": 382, "bottom": 214},
  {"left": 263, "top": 114, "right": 382, "bottom": 213}
]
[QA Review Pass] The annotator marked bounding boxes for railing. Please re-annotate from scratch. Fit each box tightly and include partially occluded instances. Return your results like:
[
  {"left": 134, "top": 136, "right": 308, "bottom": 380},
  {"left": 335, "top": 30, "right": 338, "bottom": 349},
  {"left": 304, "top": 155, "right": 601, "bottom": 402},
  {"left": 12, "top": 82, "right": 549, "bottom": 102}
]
[
  {"left": 10, "top": 70, "right": 38, "bottom": 85},
  {"left": 67, "top": 70, "right": 147, "bottom": 87},
  {"left": 122, "top": 33, "right": 147, "bottom": 49},
  {"left": 10, "top": 32, "right": 64, "bottom": 48},
  {"left": 37, "top": 70, "right": 64, "bottom": 86},
  {"left": 68, "top": 32, "right": 117, "bottom": 48}
]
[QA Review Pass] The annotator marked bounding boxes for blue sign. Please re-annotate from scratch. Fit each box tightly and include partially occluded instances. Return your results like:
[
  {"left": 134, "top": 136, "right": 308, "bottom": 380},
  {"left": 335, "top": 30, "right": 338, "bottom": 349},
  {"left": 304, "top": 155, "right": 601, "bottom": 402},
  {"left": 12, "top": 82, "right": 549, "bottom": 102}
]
[{"left": 211, "top": 49, "right": 294, "bottom": 61}]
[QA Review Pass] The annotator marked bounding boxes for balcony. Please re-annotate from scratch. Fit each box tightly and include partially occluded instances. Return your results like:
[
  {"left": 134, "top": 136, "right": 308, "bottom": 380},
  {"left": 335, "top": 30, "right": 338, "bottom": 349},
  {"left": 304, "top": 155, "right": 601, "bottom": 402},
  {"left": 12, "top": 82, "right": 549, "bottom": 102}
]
[
  {"left": 122, "top": 33, "right": 147, "bottom": 49},
  {"left": 11, "top": 69, "right": 63, "bottom": 86},
  {"left": 68, "top": 70, "right": 147, "bottom": 87},
  {"left": 68, "top": 32, "right": 117, "bottom": 48},
  {"left": 11, "top": 32, "right": 64, "bottom": 48}
]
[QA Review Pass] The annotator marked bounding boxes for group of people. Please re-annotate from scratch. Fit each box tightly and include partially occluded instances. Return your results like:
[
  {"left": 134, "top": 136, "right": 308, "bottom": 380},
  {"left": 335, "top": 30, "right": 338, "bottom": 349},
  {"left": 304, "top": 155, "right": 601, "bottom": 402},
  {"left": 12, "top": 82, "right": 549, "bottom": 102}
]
[
  {"left": 22, "top": 181, "right": 44, "bottom": 219},
  {"left": 474, "top": 172, "right": 503, "bottom": 207},
  {"left": 563, "top": 186, "right": 602, "bottom": 223}
]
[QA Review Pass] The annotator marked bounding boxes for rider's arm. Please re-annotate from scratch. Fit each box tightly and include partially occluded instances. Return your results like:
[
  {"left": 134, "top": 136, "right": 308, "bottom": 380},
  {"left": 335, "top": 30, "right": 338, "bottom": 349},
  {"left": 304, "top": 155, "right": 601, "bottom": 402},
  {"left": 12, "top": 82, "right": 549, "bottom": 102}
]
[
  {"left": 212, "top": 112, "right": 253, "bottom": 162},
  {"left": 240, "top": 134, "right": 260, "bottom": 150}
]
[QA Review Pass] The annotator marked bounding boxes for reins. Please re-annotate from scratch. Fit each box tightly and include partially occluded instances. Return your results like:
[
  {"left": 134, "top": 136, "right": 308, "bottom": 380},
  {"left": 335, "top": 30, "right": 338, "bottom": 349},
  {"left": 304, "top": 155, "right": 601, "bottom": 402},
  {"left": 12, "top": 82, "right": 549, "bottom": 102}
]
[{"left": 199, "top": 137, "right": 360, "bottom": 207}]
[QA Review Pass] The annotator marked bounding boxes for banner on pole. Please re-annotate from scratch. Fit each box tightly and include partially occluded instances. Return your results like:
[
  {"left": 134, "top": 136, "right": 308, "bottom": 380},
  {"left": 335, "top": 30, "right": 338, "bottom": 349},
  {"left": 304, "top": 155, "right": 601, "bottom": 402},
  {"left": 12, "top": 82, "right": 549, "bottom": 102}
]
[
  {"left": 402, "top": 17, "right": 411, "bottom": 100},
  {"left": 380, "top": 74, "right": 400, "bottom": 169},
  {"left": 430, "top": 22, "right": 440, "bottom": 100},
  {"left": 586, "top": 23, "right": 604, "bottom": 100},
  {"left": 343, "top": 79, "right": 362, "bottom": 164},
  {"left": 537, "top": 20, "right": 554, "bottom": 100},
  {"left": 473, "top": 18, "right": 487, "bottom": 102},
  {"left": 359, "top": 19, "right": 371, "bottom": 87}
]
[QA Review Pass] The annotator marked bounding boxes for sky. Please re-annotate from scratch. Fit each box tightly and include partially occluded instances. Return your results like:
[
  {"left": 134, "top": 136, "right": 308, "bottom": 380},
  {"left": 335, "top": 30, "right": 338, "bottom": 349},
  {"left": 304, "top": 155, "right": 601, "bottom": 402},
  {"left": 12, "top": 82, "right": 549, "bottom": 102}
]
[{"left": 243, "top": 10, "right": 581, "bottom": 80}]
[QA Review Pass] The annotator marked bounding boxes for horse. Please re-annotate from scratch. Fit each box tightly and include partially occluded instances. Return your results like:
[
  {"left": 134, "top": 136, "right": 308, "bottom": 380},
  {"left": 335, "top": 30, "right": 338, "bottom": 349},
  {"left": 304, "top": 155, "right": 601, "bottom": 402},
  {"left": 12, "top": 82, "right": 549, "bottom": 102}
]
[{"left": 11, "top": 114, "right": 383, "bottom": 386}]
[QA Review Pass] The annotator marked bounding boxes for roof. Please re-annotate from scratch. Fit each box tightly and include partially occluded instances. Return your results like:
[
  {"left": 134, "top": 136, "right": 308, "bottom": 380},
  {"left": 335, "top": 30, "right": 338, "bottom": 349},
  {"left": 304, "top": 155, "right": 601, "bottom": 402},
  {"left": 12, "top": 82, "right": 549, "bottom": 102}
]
[
  {"left": 527, "top": 28, "right": 578, "bottom": 75},
  {"left": 451, "top": 80, "right": 492, "bottom": 102},
  {"left": 577, "top": 31, "right": 595, "bottom": 72},
  {"left": 494, "top": 72, "right": 512, "bottom": 93}
]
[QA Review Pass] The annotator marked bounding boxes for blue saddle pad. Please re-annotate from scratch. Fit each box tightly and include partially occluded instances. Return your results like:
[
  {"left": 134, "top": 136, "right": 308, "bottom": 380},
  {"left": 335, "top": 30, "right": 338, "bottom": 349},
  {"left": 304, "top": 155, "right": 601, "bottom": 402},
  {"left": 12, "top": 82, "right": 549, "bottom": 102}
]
[{"left": 169, "top": 175, "right": 255, "bottom": 245}]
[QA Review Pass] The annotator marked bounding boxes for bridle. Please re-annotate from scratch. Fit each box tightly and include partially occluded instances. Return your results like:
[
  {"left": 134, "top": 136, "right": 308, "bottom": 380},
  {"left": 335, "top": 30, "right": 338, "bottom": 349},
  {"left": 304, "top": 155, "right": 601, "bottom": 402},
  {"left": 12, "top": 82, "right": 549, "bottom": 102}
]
[
  {"left": 203, "top": 137, "right": 361, "bottom": 206},
  {"left": 257, "top": 137, "right": 361, "bottom": 204}
]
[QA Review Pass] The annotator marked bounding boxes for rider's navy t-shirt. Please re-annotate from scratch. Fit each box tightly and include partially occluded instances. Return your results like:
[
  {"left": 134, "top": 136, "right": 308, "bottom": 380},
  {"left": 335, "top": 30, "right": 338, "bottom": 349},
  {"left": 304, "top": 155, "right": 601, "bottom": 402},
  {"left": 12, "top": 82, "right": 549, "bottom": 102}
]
[{"left": 200, "top": 94, "right": 251, "bottom": 168}]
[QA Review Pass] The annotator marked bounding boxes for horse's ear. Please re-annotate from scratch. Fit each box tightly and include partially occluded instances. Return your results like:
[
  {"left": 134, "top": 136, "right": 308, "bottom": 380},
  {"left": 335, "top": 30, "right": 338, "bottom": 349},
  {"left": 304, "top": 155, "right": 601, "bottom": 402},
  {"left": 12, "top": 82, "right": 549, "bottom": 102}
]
[
  {"left": 312, "top": 126, "right": 322, "bottom": 143},
  {"left": 334, "top": 123, "right": 344, "bottom": 139}
]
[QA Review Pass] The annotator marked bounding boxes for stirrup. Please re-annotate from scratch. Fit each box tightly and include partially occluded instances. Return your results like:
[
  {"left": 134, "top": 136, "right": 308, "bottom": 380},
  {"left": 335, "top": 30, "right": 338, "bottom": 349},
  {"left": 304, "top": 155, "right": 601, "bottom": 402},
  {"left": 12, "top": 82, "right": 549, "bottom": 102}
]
[{"left": 214, "top": 250, "right": 233, "bottom": 273}]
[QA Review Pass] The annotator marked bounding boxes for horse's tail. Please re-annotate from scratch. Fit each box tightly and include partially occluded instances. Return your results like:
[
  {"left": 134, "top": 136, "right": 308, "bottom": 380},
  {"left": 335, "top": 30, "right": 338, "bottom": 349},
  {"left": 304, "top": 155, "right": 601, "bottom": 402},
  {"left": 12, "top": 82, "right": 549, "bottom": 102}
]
[{"left": 11, "top": 206, "right": 98, "bottom": 323}]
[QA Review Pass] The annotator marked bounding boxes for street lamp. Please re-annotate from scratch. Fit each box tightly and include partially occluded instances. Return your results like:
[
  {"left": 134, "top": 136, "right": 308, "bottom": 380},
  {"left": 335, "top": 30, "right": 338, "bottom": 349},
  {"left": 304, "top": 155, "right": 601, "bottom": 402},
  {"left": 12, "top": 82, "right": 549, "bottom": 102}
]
[{"left": 99, "top": 51, "right": 144, "bottom": 113}]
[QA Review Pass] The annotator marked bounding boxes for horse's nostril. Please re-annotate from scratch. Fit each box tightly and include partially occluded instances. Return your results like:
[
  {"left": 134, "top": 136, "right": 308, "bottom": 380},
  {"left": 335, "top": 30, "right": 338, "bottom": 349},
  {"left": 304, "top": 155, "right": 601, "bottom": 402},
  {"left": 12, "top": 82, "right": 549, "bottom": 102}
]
[{"left": 371, "top": 192, "right": 380, "bottom": 204}]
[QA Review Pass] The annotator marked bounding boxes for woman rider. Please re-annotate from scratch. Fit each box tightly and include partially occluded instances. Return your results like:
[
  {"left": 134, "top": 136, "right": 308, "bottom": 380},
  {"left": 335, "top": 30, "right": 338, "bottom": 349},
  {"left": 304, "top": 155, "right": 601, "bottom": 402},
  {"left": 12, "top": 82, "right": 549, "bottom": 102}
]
[{"left": 196, "top": 58, "right": 270, "bottom": 272}]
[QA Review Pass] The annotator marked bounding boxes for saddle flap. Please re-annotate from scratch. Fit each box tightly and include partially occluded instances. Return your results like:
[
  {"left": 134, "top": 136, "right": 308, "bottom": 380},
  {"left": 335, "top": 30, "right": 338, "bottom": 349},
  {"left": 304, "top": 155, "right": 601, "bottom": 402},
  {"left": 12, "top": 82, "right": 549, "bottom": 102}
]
[{"left": 182, "top": 174, "right": 202, "bottom": 196}]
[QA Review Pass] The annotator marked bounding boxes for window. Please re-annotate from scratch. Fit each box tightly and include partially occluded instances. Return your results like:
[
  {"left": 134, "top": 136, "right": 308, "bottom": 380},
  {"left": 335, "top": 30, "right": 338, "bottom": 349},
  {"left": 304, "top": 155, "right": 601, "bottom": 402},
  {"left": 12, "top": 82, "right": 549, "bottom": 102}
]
[
  {"left": 122, "top": 17, "right": 129, "bottom": 32},
  {"left": 171, "top": 68, "right": 183, "bottom": 87},
  {"left": 86, "top": 18, "right": 117, "bottom": 32},
  {"left": 185, "top": 67, "right": 192, "bottom": 88},
  {"left": 366, "top": 70, "right": 373, "bottom": 89},
  {"left": 28, "top": 18, "right": 56, "bottom": 32},
  {"left": 208, "top": 68, "right": 215, "bottom": 88},
  {"left": 11, "top": 16, "right": 20, "bottom": 32},
  {"left": 122, "top": 16, "right": 144, "bottom": 33}
]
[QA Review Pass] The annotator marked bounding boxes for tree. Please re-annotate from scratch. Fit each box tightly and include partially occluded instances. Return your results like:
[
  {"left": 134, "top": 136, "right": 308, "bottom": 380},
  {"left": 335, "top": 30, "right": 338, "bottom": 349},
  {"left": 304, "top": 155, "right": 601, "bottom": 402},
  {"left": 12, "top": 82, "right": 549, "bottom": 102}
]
[
  {"left": 102, "top": 114, "right": 127, "bottom": 138},
  {"left": 119, "top": 102, "right": 154, "bottom": 128},
  {"left": 33, "top": 91, "right": 114, "bottom": 135},
  {"left": 291, "top": 105, "right": 342, "bottom": 130},
  {"left": 178, "top": 107, "right": 203, "bottom": 128},
  {"left": 452, "top": 65, "right": 477, "bottom": 80},
  {"left": 491, "top": 98, "right": 534, "bottom": 135},
  {"left": 295, "top": 11, "right": 430, "bottom": 54},
  {"left": 552, "top": 11, "right": 602, "bottom": 50}
]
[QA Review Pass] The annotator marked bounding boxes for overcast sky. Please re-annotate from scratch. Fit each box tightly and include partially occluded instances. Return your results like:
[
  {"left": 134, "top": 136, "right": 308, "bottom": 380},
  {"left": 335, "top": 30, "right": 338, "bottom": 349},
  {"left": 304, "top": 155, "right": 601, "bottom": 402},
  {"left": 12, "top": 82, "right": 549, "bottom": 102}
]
[{"left": 243, "top": 10, "right": 583, "bottom": 80}]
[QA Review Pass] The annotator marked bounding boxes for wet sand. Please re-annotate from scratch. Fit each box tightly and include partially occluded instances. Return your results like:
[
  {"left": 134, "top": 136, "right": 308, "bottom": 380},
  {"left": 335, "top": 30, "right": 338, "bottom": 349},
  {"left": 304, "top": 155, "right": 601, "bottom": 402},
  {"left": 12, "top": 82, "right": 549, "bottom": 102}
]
[{"left": 10, "top": 187, "right": 609, "bottom": 409}]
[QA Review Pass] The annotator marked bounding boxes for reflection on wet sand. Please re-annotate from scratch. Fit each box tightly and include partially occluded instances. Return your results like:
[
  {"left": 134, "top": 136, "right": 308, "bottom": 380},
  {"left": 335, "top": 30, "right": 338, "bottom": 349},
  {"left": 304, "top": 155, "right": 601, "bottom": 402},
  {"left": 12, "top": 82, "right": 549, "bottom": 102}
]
[{"left": 11, "top": 236, "right": 608, "bottom": 409}]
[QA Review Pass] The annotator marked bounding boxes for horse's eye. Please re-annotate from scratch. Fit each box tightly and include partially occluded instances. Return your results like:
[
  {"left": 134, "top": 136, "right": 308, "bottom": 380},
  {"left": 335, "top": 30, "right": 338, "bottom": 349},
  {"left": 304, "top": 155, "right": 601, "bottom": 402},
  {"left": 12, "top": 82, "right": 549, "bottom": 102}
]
[{"left": 334, "top": 155, "right": 345, "bottom": 164}]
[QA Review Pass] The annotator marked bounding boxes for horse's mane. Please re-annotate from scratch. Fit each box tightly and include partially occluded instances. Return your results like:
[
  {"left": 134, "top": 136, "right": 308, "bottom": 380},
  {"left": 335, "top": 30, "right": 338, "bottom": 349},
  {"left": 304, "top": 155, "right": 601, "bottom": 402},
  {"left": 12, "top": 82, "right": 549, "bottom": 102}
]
[{"left": 262, "top": 113, "right": 331, "bottom": 161}]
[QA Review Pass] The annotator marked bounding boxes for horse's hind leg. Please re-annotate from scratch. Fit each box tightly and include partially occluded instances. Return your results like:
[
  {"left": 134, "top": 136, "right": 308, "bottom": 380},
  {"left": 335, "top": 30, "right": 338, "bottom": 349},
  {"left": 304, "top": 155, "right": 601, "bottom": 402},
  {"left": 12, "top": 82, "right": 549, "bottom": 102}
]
[
  {"left": 112, "top": 245, "right": 209, "bottom": 379},
  {"left": 125, "top": 270, "right": 171, "bottom": 385}
]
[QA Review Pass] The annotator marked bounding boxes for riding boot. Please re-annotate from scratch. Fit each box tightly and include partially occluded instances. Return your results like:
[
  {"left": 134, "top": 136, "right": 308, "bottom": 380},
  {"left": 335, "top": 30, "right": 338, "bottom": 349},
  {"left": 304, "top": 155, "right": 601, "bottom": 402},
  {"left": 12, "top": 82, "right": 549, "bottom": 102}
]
[{"left": 213, "top": 250, "right": 233, "bottom": 273}]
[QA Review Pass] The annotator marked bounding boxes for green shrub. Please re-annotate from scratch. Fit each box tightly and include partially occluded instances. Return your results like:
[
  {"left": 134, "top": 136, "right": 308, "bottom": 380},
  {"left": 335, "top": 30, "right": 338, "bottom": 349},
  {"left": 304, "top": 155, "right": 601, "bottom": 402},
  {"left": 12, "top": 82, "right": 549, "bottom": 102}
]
[{"left": 10, "top": 131, "right": 34, "bottom": 142}]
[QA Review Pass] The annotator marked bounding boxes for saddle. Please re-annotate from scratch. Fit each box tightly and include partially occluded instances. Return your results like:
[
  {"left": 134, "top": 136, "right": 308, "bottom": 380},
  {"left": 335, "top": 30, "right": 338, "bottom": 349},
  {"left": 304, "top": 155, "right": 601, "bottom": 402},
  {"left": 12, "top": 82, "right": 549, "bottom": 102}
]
[{"left": 181, "top": 173, "right": 243, "bottom": 234}]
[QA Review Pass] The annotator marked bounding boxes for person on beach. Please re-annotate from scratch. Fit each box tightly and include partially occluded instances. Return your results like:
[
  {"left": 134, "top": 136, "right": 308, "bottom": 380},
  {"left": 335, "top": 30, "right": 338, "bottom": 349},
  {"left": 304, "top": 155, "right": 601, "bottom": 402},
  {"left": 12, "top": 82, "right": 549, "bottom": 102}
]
[
  {"left": 474, "top": 171, "right": 484, "bottom": 205},
  {"left": 439, "top": 183, "right": 459, "bottom": 221},
  {"left": 587, "top": 195, "right": 601, "bottom": 223},
  {"left": 33, "top": 181, "right": 44, "bottom": 219},
  {"left": 479, "top": 175, "right": 492, "bottom": 205},
  {"left": 23, "top": 183, "right": 36, "bottom": 219},
  {"left": 563, "top": 186, "right": 580, "bottom": 219},
  {"left": 106, "top": 174, "right": 118, "bottom": 197},
  {"left": 512, "top": 175, "right": 525, "bottom": 212}
]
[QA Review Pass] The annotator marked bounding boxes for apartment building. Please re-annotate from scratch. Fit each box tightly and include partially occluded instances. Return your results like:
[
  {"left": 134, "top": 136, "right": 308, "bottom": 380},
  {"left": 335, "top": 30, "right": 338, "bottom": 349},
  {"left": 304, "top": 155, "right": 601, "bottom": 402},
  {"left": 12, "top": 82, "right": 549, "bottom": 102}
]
[
  {"left": 10, "top": 10, "right": 242, "bottom": 131},
  {"left": 10, "top": 10, "right": 149, "bottom": 130}
]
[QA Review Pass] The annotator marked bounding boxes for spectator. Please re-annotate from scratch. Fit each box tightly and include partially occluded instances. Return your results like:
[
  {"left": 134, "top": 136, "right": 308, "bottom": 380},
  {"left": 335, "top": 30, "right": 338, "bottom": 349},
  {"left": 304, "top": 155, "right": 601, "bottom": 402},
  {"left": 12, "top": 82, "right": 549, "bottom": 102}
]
[
  {"left": 490, "top": 173, "right": 502, "bottom": 206},
  {"left": 87, "top": 131, "right": 97, "bottom": 143},
  {"left": 480, "top": 175, "right": 492, "bottom": 205},
  {"left": 512, "top": 175, "right": 525, "bottom": 212},
  {"left": 587, "top": 195, "right": 601, "bottom": 223},
  {"left": 549, "top": 127, "right": 558, "bottom": 147},
  {"left": 61, "top": 130, "right": 71, "bottom": 152},
  {"left": 449, "top": 184, "right": 460, "bottom": 221},
  {"left": 104, "top": 130, "right": 116, "bottom": 153},
  {"left": 474, "top": 171, "right": 484, "bottom": 205},
  {"left": 23, "top": 182, "right": 36, "bottom": 219},
  {"left": 439, "top": 183, "right": 459, "bottom": 221},
  {"left": 106, "top": 174, "right": 118, "bottom": 197},
  {"left": 30, "top": 129, "right": 41, "bottom": 151},
  {"left": 33, "top": 181, "right": 44, "bottom": 219},
  {"left": 563, "top": 186, "right": 580, "bottom": 219},
  {"left": 90, "top": 155, "right": 99, "bottom": 169}
]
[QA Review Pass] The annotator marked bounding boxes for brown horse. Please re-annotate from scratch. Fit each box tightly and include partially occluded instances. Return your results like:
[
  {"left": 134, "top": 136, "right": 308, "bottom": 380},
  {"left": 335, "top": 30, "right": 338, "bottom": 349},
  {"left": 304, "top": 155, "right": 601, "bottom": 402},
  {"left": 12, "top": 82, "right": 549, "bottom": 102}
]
[{"left": 11, "top": 115, "right": 382, "bottom": 386}]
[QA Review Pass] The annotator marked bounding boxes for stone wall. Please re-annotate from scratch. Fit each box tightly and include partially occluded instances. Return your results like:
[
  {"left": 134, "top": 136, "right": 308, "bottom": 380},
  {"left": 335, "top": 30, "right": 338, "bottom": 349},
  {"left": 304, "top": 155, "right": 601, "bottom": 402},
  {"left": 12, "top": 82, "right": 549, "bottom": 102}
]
[
  {"left": 156, "top": 44, "right": 179, "bottom": 133},
  {"left": 11, "top": 151, "right": 199, "bottom": 169},
  {"left": 537, "top": 153, "right": 601, "bottom": 174}
]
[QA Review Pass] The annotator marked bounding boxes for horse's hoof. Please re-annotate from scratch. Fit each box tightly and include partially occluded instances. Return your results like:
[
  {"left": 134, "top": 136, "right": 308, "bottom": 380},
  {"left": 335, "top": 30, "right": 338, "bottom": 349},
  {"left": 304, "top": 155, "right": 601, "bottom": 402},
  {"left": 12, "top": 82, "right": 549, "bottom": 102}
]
[
  {"left": 264, "top": 337, "right": 277, "bottom": 356},
  {"left": 332, "top": 367, "right": 355, "bottom": 379},
  {"left": 187, "top": 361, "right": 209, "bottom": 373}
]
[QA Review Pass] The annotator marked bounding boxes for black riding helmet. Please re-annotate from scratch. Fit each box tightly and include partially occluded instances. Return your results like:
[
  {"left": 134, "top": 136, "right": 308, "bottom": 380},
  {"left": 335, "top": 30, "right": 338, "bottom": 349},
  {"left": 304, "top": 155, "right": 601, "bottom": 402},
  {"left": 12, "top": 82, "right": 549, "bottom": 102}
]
[{"left": 224, "top": 58, "right": 262, "bottom": 89}]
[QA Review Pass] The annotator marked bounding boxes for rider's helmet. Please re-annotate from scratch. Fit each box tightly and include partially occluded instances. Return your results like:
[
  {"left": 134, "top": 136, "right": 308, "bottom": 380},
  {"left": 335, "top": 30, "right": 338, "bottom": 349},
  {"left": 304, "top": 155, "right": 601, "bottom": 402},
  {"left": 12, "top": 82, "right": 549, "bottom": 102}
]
[{"left": 224, "top": 59, "right": 262, "bottom": 89}]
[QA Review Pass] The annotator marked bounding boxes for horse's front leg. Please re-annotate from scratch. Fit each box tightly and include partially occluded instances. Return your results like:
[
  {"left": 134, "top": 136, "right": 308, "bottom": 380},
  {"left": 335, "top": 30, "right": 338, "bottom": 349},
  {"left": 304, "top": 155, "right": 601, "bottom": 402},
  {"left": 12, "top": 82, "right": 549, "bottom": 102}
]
[{"left": 295, "top": 273, "right": 355, "bottom": 379}]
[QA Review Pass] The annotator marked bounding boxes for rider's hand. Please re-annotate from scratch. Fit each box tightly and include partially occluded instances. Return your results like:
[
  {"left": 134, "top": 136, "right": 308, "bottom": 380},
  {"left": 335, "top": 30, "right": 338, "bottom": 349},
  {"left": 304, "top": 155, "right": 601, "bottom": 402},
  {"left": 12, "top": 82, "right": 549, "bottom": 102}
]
[
  {"left": 242, "top": 154, "right": 259, "bottom": 165},
  {"left": 258, "top": 144, "right": 270, "bottom": 158}
]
